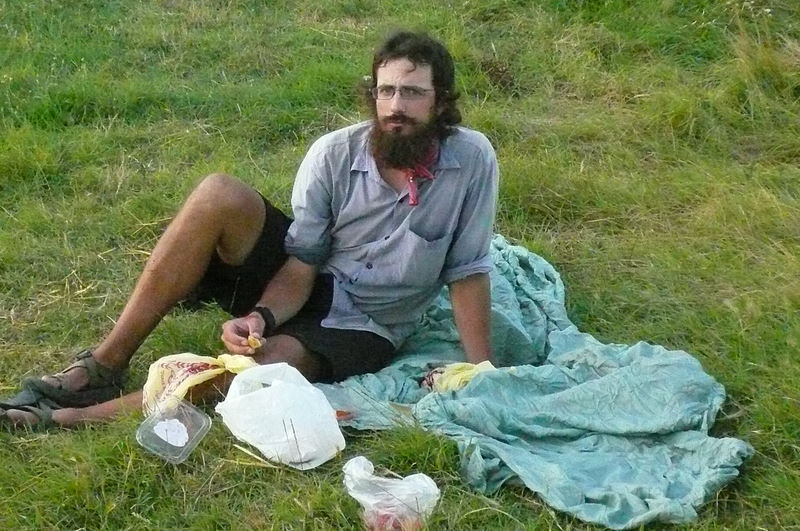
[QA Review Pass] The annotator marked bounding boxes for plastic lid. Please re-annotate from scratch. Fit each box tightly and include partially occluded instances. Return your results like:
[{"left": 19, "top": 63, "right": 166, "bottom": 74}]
[{"left": 136, "top": 397, "right": 212, "bottom": 464}]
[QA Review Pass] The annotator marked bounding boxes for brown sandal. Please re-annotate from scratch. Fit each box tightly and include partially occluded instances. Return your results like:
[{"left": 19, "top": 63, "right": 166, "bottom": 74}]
[
  {"left": 0, "top": 401, "right": 58, "bottom": 431},
  {"left": 22, "top": 349, "right": 127, "bottom": 408}
]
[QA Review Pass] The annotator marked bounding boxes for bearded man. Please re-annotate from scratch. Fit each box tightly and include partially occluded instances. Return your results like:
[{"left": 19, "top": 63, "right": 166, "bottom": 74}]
[{"left": 2, "top": 31, "right": 498, "bottom": 428}]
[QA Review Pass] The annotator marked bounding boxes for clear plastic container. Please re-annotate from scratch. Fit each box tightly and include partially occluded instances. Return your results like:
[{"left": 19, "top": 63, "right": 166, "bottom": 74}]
[{"left": 135, "top": 397, "right": 212, "bottom": 464}]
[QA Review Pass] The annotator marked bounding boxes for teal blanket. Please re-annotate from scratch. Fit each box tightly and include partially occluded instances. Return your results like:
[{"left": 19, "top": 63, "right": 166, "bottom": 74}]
[{"left": 318, "top": 235, "right": 753, "bottom": 529}]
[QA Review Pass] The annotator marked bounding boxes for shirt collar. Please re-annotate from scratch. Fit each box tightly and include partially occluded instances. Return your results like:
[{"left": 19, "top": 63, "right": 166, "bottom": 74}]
[{"left": 351, "top": 131, "right": 462, "bottom": 173}]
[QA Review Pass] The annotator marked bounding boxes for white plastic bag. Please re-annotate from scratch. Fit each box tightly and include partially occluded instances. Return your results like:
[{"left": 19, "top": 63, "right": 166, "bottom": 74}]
[
  {"left": 214, "top": 363, "right": 345, "bottom": 470},
  {"left": 343, "top": 456, "right": 440, "bottom": 530}
]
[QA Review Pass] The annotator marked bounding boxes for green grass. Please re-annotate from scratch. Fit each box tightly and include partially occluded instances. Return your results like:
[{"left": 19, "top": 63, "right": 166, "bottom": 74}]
[{"left": 1, "top": 0, "right": 799, "bottom": 528}]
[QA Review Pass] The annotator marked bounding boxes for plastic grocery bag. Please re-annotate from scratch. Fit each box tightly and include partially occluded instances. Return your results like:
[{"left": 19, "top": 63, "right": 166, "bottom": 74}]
[
  {"left": 214, "top": 363, "right": 345, "bottom": 470},
  {"left": 343, "top": 456, "right": 440, "bottom": 530}
]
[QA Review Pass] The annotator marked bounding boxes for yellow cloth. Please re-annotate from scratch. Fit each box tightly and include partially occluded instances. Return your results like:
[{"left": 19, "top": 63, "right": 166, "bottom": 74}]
[
  {"left": 142, "top": 353, "right": 258, "bottom": 414},
  {"left": 434, "top": 360, "right": 496, "bottom": 392}
]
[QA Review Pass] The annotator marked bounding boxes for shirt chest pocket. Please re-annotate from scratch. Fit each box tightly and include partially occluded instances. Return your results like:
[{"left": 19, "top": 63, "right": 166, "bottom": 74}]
[{"left": 387, "top": 229, "right": 452, "bottom": 288}]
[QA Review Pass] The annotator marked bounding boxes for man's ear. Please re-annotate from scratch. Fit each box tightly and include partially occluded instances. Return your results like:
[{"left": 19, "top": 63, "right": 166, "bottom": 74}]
[{"left": 435, "top": 91, "right": 449, "bottom": 115}]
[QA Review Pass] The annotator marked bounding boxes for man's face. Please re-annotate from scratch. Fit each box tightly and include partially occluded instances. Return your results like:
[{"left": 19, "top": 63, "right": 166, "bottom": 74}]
[{"left": 374, "top": 58, "right": 437, "bottom": 135}]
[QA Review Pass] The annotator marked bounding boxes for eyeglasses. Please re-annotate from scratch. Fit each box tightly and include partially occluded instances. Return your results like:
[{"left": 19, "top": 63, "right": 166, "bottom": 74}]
[{"left": 371, "top": 85, "right": 435, "bottom": 100}]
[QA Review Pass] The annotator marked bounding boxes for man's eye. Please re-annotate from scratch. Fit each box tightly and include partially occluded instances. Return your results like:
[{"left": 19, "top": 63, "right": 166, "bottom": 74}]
[
  {"left": 401, "top": 87, "right": 424, "bottom": 98},
  {"left": 377, "top": 86, "right": 395, "bottom": 98}
]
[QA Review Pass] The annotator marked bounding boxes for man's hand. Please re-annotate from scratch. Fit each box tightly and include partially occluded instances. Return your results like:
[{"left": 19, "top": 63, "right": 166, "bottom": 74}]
[
  {"left": 221, "top": 312, "right": 266, "bottom": 355},
  {"left": 220, "top": 257, "right": 318, "bottom": 355}
]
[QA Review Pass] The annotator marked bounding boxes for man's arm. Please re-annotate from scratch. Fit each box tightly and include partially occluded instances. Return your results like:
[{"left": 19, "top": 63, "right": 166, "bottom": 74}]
[
  {"left": 449, "top": 272, "right": 492, "bottom": 364},
  {"left": 255, "top": 256, "right": 318, "bottom": 324},
  {"left": 442, "top": 133, "right": 498, "bottom": 364},
  {"left": 221, "top": 256, "right": 317, "bottom": 354}
]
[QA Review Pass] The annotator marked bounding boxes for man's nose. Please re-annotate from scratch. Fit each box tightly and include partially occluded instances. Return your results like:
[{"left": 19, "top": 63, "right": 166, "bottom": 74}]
[{"left": 389, "top": 92, "right": 406, "bottom": 112}]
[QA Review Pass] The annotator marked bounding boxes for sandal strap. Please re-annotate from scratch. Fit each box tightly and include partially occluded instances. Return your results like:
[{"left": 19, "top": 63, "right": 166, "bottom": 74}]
[
  {"left": 13, "top": 400, "right": 57, "bottom": 429},
  {"left": 0, "top": 386, "right": 44, "bottom": 410},
  {"left": 71, "top": 349, "right": 127, "bottom": 387}
]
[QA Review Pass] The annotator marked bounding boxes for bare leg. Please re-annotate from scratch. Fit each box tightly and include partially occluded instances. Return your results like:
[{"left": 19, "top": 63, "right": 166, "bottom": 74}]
[
  {"left": 41, "top": 173, "right": 268, "bottom": 391},
  {"left": 56, "top": 392, "right": 144, "bottom": 427},
  {"left": 8, "top": 335, "right": 323, "bottom": 428}
]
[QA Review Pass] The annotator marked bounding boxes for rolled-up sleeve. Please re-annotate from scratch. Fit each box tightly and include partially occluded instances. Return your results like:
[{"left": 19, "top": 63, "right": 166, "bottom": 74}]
[
  {"left": 284, "top": 141, "right": 333, "bottom": 265},
  {"left": 441, "top": 138, "right": 499, "bottom": 283}
]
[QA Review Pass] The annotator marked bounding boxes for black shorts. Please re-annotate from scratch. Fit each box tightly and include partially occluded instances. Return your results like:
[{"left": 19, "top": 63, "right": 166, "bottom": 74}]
[{"left": 185, "top": 195, "right": 396, "bottom": 383}]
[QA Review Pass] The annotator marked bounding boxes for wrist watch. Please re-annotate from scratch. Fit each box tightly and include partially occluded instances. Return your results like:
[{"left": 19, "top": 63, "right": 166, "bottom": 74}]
[{"left": 252, "top": 305, "right": 276, "bottom": 335}]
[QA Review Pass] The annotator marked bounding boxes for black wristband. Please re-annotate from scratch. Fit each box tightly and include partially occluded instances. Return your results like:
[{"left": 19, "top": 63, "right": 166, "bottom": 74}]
[{"left": 252, "top": 306, "right": 276, "bottom": 335}]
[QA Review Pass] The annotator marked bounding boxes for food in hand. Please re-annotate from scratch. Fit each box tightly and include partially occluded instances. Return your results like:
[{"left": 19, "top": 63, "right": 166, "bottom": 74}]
[{"left": 247, "top": 335, "right": 263, "bottom": 349}]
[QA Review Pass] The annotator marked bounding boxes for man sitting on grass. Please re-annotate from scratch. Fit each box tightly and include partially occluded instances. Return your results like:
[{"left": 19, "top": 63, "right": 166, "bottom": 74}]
[{"left": 1, "top": 30, "right": 498, "bottom": 429}]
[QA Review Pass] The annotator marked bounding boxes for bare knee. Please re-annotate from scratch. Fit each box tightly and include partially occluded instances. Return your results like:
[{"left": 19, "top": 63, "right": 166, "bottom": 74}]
[
  {"left": 178, "top": 173, "right": 266, "bottom": 260},
  {"left": 191, "top": 173, "right": 254, "bottom": 213},
  {"left": 258, "top": 335, "right": 308, "bottom": 364},
  {"left": 199, "top": 172, "right": 239, "bottom": 190},
  {"left": 256, "top": 335, "right": 325, "bottom": 382}
]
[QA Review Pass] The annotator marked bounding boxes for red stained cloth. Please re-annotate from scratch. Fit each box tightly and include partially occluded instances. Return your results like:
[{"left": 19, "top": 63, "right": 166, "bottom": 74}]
[{"left": 404, "top": 143, "right": 439, "bottom": 206}]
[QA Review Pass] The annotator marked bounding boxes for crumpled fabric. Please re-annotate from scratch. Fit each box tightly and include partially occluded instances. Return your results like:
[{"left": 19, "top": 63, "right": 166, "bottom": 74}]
[
  {"left": 317, "top": 234, "right": 753, "bottom": 529},
  {"left": 142, "top": 353, "right": 257, "bottom": 415}
]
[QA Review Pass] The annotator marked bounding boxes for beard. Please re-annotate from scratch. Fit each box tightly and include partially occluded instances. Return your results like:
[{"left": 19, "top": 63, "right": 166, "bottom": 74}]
[{"left": 370, "top": 114, "right": 439, "bottom": 169}]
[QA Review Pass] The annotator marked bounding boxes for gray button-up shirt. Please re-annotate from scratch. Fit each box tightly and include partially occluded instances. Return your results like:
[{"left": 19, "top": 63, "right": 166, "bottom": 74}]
[{"left": 285, "top": 121, "right": 498, "bottom": 347}]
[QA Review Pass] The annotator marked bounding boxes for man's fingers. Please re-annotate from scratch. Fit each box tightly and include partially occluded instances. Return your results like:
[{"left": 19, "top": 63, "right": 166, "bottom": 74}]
[
  {"left": 219, "top": 312, "right": 271, "bottom": 356},
  {"left": 220, "top": 322, "right": 244, "bottom": 344},
  {"left": 220, "top": 333, "right": 255, "bottom": 355},
  {"left": 247, "top": 314, "right": 266, "bottom": 337},
  {"left": 221, "top": 318, "right": 256, "bottom": 354},
  {"left": 221, "top": 335, "right": 255, "bottom": 355}
]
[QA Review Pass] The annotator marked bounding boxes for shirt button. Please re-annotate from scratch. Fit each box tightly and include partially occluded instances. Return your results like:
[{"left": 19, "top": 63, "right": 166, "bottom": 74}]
[{"left": 366, "top": 262, "right": 373, "bottom": 269}]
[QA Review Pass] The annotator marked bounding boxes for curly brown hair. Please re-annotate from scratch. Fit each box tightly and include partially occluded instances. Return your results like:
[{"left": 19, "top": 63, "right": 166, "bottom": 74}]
[{"left": 362, "top": 30, "right": 462, "bottom": 139}]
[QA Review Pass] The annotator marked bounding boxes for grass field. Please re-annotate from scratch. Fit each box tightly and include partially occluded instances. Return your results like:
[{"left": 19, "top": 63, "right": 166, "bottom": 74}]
[{"left": 1, "top": 0, "right": 799, "bottom": 528}]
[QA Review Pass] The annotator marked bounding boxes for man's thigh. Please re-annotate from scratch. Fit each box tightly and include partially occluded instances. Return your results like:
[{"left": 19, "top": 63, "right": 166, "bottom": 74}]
[
  {"left": 273, "top": 318, "right": 397, "bottom": 384},
  {"left": 185, "top": 194, "right": 292, "bottom": 316}
]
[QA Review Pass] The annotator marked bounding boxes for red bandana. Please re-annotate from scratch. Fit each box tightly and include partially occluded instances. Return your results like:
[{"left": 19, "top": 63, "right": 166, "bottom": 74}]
[{"left": 404, "top": 143, "right": 439, "bottom": 206}]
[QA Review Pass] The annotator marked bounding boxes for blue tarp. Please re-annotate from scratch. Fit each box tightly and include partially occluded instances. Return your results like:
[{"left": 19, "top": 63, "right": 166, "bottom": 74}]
[{"left": 318, "top": 235, "right": 753, "bottom": 529}]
